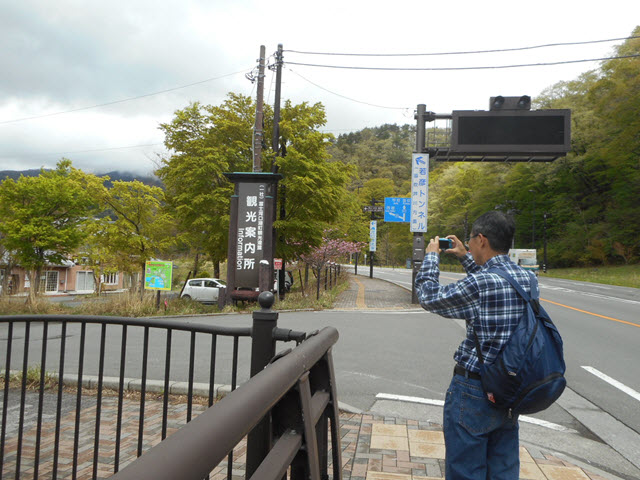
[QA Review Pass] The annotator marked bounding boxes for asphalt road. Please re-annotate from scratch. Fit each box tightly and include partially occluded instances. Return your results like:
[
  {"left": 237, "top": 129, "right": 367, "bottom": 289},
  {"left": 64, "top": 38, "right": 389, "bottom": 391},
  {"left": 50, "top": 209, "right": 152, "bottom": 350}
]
[
  {"left": 345, "top": 265, "right": 640, "bottom": 476},
  {"left": 361, "top": 265, "right": 640, "bottom": 432}
]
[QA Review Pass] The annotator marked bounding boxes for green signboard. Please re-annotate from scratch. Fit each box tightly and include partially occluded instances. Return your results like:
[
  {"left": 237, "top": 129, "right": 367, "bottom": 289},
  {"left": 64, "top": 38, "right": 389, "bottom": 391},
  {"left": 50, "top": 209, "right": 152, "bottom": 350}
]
[{"left": 144, "top": 260, "right": 173, "bottom": 291}]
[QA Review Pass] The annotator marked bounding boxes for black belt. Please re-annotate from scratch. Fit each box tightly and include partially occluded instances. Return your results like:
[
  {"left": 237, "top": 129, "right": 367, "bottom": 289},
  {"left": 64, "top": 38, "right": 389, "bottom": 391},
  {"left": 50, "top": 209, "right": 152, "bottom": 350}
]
[{"left": 454, "top": 364, "right": 481, "bottom": 380}]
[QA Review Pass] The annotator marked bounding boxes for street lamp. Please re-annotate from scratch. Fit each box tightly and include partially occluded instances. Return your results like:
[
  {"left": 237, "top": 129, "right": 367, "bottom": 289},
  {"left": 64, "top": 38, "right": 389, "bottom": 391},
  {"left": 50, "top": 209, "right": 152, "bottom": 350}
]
[
  {"left": 543, "top": 212, "right": 549, "bottom": 273},
  {"left": 529, "top": 190, "right": 536, "bottom": 249},
  {"left": 495, "top": 202, "right": 519, "bottom": 248}
]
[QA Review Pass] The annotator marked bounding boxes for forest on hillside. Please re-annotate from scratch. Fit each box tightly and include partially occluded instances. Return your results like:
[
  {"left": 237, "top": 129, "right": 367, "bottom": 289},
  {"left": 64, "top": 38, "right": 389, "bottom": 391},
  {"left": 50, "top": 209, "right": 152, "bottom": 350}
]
[{"left": 328, "top": 29, "right": 640, "bottom": 268}]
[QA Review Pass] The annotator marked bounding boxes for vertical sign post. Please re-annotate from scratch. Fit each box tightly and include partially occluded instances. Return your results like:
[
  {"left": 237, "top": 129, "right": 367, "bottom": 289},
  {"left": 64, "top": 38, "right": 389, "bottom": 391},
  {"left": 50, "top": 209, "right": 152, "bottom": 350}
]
[
  {"left": 235, "top": 181, "right": 266, "bottom": 287},
  {"left": 224, "top": 172, "right": 282, "bottom": 304},
  {"left": 144, "top": 260, "right": 173, "bottom": 310},
  {"left": 411, "top": 152, "right": 429, "bottom": 304},
  {"left": 369, "top": 220, "right": 377, "bottom": 279},
  {"left": 369, "top": 221, "right": 377, "bottom": 252},
  {"left": 410, "top": 153, "right": 428, "bottom": 233},
  {"left": 144, "top": 260, "right": 173, "bottom": 291}
]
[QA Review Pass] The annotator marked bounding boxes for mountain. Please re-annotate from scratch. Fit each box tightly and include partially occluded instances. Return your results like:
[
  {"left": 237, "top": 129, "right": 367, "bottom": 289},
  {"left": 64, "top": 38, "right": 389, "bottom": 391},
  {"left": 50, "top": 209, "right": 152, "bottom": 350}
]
[
  {"left": 100, "top": 171, "right": 163, "bottom": 188},
  {"left": 0, "top": 169, "right": 163, "bottom": 188}
]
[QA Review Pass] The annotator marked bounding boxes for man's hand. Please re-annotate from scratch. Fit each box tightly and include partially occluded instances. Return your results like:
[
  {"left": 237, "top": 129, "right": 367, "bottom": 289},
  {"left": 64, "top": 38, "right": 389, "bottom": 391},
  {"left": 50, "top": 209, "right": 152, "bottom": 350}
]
[
  {"left": 446, "top": 235, "right": 468, "bottom": 258},
  {"left": 426, "top": 235, "right": 468, "bottom": 258},
  {"left": 426, "top": 236, "right": 442, "bottom": 254}
]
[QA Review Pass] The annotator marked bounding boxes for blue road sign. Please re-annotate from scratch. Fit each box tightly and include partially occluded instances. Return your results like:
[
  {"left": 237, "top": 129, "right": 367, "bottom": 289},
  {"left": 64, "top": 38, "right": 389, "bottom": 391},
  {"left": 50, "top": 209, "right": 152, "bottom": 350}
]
[{"left": 384, "top": 197, "right": 411, "bottom": 223}]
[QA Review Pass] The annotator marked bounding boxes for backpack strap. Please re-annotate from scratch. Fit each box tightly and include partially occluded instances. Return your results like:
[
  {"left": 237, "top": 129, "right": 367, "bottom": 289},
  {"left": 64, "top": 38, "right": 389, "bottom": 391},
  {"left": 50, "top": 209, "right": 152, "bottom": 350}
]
[
  {"left": 472, "top": 267, "right": 537, "bottom": 366},
  {"left": 489, "top": 267, "right": 541, "bottom": 314},
  {"left": 488, "top": 267, "right": 532, "bottom": 301}
]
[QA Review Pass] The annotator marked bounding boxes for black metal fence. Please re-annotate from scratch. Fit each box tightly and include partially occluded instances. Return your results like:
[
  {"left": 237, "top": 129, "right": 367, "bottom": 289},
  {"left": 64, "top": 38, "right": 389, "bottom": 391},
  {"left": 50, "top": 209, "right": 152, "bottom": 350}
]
[
  {"left": 0, "top": 292, "right": 338, "bottom": 480},
  {"left": 112, "top": 326, "right": 341, "bottom": 480}
]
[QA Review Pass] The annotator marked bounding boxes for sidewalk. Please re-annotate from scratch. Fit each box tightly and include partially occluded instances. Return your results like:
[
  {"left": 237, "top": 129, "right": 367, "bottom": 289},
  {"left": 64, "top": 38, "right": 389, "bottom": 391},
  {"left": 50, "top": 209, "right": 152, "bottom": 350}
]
[
  {"left": 2, "top": 394, "right": 607, "bottom": 480},
  {"left": 333, "top": 271, "right": 415, "bottom": 310}
]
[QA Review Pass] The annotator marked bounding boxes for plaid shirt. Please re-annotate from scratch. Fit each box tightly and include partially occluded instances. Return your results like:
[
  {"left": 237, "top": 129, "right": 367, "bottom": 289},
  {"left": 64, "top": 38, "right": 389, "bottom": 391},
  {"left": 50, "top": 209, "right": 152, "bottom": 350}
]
[{"left": 415, "top": 252, "right": 537, "bottom": 373}]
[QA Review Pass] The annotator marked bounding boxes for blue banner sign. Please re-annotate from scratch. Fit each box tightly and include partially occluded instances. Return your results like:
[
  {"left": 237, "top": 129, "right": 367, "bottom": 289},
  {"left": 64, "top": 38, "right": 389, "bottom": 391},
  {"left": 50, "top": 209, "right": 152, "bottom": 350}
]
[{"left": 384, "top": 197, "right": 411, "bottom": 223}]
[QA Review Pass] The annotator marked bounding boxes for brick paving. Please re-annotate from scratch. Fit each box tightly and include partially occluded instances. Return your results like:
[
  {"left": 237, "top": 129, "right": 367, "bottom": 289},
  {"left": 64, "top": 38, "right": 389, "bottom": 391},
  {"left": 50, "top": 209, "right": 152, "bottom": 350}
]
[{"left": 2, "top": 396, "right": 609, "bottom": 479}]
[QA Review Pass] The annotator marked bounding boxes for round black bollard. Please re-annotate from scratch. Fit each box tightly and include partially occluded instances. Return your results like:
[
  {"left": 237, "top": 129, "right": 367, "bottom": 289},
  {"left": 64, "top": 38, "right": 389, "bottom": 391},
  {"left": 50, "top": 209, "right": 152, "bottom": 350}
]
[{"left": 258, "top": 290, "right": 275, "bottom": 311}]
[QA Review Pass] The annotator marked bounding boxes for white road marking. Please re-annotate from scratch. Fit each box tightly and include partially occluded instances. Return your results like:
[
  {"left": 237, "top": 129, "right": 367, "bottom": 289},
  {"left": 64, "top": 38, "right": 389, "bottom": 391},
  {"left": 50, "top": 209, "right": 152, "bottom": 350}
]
[
  {"left": 375, "top": 393, "right": 577, "bottom": 433},
  {"left": 582, "top": 366, "right": 640, "bottom": 402},
  {"left": 343, "top": 372, "right": 442, "bottom": 396},
  {"left": 376, "top": 392, "right": 443, "bottom": 406},
  {"left": 541, "top": 285, "right": 640, "bottom": 305}
]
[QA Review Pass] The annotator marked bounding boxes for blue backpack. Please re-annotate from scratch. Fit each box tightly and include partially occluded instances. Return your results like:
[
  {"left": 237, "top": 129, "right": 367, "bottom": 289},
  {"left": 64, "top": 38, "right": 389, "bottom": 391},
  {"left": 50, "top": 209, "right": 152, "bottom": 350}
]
[{"left": 472, "top": 268, "right": 566, "bottom": 416}]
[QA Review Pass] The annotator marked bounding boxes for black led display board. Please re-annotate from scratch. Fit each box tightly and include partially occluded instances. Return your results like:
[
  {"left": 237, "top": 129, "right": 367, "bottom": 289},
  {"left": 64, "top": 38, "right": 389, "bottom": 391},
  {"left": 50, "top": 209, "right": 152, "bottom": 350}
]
[{"left": 450, "top": 109, "right": 571, "bottom": 154}]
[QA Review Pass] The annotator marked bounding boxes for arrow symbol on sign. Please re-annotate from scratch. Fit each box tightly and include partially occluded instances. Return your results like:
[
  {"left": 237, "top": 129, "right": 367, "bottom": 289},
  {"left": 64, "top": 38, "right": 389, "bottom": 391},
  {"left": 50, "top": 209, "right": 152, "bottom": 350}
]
[{"left": 387, "top": 211, "right": 406, "bottom": 221}]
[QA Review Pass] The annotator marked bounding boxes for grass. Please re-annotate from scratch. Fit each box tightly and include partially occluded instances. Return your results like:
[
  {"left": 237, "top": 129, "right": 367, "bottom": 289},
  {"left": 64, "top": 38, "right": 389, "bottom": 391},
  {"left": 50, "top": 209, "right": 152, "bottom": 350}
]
[
  {"left": 2, "top": 365, "right": 58, "bottom": 390},
  {"left": 0, "top": 272, "right": 351, "bottom": 317},
  {"left": 1, "top": 265, "right": 636, "bottom": 317},
  {"left": 541, "top": 264, "right": 640, "bottom": 289}
]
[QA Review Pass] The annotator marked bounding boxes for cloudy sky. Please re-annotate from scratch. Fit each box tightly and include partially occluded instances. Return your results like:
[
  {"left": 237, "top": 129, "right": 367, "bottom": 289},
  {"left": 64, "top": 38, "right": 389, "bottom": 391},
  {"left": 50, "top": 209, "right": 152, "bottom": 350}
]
[{"left": 2, "top": 0, "right": 639, "bottom": 175}]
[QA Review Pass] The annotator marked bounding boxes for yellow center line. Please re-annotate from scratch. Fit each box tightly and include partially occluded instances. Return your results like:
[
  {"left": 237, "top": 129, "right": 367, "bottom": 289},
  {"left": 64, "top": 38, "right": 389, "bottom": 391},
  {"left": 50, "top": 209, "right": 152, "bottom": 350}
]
[
  {"left": 353, "top": 276, "right": 367, "bottom": 309},
  {"left": 541, "top": 298, "right": 639, "bottom": 328}
]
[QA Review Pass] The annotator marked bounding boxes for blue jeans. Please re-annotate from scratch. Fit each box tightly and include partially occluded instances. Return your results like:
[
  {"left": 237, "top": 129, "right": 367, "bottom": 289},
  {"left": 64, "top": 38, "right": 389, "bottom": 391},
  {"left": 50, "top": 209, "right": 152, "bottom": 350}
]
[{"left": 443, "top": 373, "right": 519, "bottom": 479}]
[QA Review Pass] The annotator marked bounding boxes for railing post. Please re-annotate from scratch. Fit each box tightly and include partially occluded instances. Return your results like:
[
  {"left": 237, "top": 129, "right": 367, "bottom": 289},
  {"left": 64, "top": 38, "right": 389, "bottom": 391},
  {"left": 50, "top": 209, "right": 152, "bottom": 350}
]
[{"left": 247, "top": 291, "right": 278, "bottom": 478}]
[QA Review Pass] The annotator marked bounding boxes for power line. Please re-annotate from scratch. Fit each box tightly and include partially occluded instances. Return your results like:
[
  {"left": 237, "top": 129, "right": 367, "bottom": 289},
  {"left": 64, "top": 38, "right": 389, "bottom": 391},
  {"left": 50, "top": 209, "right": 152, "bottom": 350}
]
[
  {"left": 285, "top": 54, "right": 640, "bottom": 72},
  {"left": 288, "top": 68, "right": 407, "bottom": 110},
  {"left": 0, "top": 68, "right": 251, "bottom": 125},
  {"left": 5, "top": 143, "right": 165, "bottom": 159},
  {"left": 285, "top": 35, "right": 640, "bottom": 57}
]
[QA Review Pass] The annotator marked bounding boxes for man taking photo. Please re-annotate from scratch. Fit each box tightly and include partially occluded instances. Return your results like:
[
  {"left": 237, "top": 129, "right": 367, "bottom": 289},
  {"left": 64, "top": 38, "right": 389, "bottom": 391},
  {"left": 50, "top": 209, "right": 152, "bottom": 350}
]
[{"left": 415, "top": 210, "right": 537, "bottom": 479}]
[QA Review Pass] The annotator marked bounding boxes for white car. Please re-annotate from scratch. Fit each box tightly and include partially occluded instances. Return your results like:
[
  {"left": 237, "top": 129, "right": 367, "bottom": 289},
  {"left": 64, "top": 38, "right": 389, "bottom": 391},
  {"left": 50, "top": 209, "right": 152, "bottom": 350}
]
[{"left": 180, "top": 278, "right": 226, "bottom": 303}]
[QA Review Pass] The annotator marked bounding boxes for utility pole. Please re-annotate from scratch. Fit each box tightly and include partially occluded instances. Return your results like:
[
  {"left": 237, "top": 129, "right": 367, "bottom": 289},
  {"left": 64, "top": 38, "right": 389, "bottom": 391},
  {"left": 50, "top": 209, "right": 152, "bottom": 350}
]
[
  {"left": 271, "top": 44, "right": 283, "bottom": 169},
  {"left": 253, "top": 45, "right": 266, "bottom": 172},
  {"left": 270, "top": 44, "right": 287, "bottom": 299}
]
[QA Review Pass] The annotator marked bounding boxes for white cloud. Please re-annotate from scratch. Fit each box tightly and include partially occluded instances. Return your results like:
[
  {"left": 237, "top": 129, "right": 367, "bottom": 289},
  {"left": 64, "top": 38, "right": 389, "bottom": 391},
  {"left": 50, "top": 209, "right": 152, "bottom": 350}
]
[{"left": 0, "top": 0, "right": 638, "bottom": 174}]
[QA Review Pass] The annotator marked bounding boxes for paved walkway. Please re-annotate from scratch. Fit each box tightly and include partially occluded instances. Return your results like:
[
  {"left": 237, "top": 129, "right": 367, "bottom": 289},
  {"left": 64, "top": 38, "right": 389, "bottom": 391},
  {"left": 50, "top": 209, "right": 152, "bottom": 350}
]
[
  {"left": 1, "top": 393, "right": 612, "bottom": 480},
  {"left": 333, "top": 272, "right": 415, "bottom": 310}
]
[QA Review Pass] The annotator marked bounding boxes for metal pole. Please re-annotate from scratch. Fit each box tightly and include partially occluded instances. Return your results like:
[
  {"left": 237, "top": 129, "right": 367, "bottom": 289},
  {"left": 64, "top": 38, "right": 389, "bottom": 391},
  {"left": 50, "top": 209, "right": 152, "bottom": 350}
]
[
  {"left": 543, "top": 213, "right": 548, "bottom": 273},
  {"left": 278, "top": 185, "right": 286, "bottom": 300},
  {"left": 247, "top": 291, "right": 278, "bottom": 478},
  {"left": 416, "top": 104, "right": 426, "bottom": 153},
  {"left": 529, "top": 190, "right": 536, "bottom": 249},
  {"left": 225, "top": 194, "right": 239, "bottom": 305},
  {"left": 253, "top": 45, "right": 266, "bottom": 172},
  {"left": 268, "top": 45, "right": 285, "bottom": 298}
]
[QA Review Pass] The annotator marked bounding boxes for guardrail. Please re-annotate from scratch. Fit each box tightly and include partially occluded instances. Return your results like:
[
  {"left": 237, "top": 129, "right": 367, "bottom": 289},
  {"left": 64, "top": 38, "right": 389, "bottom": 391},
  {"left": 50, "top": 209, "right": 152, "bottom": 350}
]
[
  {"left": 0, "top": 292, "right": 330, "bottom": 480},
  {"left": 111, "top": 324, "right": 341, "bottom": 480}
]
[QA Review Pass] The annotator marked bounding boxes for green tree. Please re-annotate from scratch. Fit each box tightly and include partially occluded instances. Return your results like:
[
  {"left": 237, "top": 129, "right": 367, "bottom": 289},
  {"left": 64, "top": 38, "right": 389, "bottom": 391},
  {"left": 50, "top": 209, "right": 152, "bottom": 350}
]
[
  {"left": 533, "top": 29, "right": 640, "bottom": 265},
  {"left": 156, "top": 95, "right": 253, "bottom": 277},
  {"left": 157, "top": 93, "right": 358, "bottom": 273},
  {"left": 95, "top": 180, "right": 175, "bottom": 293},
  {"left": 274, "top": 99, "right": 357, "bottom": 260},
  {"left": 0, "top": 160, "right": 96, "bottom": 301}
]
